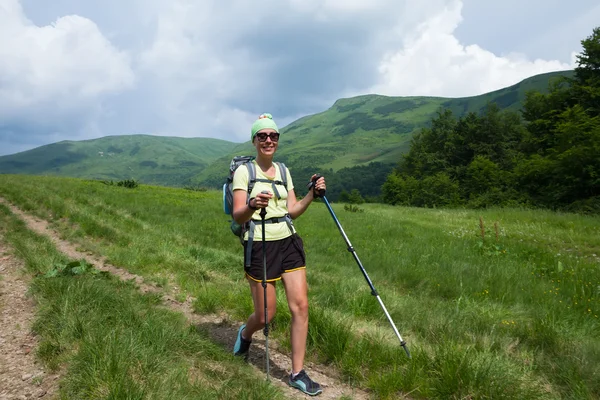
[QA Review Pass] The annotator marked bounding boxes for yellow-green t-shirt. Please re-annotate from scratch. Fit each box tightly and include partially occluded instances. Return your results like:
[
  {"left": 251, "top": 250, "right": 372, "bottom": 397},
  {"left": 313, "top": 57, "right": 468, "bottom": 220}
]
[{"left": 232, "top": 160, "right": 296, "bottom": 241}]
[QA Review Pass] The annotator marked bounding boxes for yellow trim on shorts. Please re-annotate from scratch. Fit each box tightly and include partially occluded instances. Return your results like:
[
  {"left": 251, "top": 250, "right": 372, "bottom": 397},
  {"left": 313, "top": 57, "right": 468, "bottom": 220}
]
[
  {"left": 245, "top": 272, "right": 281, "bottom": 283},
  {"left": 245, "top": 266, "right": 306, "bottom": 283},
  {"left": 283, "top": 266, "right": 306, "bottom": 274}
]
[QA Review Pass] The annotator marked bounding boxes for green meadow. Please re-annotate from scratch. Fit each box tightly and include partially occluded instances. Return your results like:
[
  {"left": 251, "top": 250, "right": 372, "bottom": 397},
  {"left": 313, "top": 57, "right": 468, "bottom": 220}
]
[{"left": 1, "top": 173, "right": 599, "bottom": 399}]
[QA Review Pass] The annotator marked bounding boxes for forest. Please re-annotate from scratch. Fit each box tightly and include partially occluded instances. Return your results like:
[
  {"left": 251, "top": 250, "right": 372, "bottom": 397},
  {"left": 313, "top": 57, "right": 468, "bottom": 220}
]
[{"left": 381, "top": 27, "right": 600, "bottom": 214}]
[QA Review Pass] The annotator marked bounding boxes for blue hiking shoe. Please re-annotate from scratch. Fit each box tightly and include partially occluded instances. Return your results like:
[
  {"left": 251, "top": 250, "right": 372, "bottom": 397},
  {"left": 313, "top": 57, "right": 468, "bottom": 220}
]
[
  {"left": 233, "top": 324, "right": 251, "bottom": 360},
  {"left": 289, "top": 369, "right": 323, "bottom": 396}
]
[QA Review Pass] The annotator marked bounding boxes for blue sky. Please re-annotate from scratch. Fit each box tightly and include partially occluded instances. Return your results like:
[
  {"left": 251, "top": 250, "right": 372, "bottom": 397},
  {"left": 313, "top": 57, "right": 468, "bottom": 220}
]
[{"left": 1, "top": 0, "right": 599, "bottom": 156}]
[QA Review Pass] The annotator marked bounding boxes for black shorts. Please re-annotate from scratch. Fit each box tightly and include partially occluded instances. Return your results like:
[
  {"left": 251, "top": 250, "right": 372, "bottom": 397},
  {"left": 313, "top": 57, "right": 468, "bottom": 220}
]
[{"left": 243, "top": 234, "right": 306, "bottom": 282}]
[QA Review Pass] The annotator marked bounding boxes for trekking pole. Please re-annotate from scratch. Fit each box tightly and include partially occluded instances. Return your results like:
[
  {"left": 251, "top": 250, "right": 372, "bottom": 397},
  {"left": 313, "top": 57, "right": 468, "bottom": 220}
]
[
  {"left": 259, "top": 191, "right": 271, "bottom": 380},
  {"left": 308, "top": 176, "right": 411, "bottom": 359}
]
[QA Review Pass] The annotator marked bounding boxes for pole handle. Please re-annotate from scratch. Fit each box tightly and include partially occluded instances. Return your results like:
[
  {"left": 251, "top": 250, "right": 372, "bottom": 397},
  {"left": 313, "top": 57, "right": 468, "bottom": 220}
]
[
  {"left": 307, "top": 174, "right": 326, "bottom": 197},
  {"left": 259, "top": 190, "right": 269, "bottom": 218}
]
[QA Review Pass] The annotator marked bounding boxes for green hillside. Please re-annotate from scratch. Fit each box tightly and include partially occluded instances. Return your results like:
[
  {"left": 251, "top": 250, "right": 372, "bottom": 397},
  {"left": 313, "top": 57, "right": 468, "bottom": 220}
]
[
  {"left": 0, "top": 70, "right": 573, "bottom": 193},
  {"left": 0, "top": 135, "right": 239, "bottom": 186},
  {"left": 193, "top": 70, "right": 574, "bottom": 189}
]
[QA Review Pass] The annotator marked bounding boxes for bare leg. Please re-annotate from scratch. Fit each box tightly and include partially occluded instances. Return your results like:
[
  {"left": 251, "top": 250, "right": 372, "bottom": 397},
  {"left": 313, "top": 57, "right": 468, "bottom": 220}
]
[
  {"left": 281, "top": 269, "right": 309, "bottom": 374},
  {"left": 242, "top": 277, "right": 277, "bottom": 340}
]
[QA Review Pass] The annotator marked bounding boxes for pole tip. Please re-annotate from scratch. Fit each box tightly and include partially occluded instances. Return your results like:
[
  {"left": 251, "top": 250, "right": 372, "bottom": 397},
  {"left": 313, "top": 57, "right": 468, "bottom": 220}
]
[{"left": 401, "top": 341, "right": 411, "bottom": 359}]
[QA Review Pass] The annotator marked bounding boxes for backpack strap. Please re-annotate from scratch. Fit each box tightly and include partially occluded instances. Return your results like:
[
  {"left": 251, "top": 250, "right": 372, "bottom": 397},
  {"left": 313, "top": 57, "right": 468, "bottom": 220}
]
[
  {"left": 276, "top": 162, "right": 288, "bottom": 191},
  {"left": 245, "top": 161, "right": 257, "bottom": 203},
  {"left": 245, "top": 220, "right": 256, "bottom": 267},
  {"left": 246, "top": 161, "right": 288, "bottom": 200}
]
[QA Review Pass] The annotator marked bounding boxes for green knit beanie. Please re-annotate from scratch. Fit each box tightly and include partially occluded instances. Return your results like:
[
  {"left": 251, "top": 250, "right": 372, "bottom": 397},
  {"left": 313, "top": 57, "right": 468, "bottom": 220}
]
[{"left": 251, "top": 113, "right": 279, "bottom": 141}]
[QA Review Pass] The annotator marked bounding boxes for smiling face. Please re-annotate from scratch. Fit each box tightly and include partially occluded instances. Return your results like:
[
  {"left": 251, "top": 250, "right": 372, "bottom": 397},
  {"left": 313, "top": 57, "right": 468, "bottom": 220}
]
[{"left": 253, "top": 128, "right": 279, "bottom": 158}]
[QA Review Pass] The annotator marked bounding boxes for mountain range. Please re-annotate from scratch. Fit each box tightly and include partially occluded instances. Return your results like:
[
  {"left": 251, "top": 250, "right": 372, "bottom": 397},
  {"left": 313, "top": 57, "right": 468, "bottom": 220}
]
[{"left": 0, "top": 70, "right": 573, "bottom": 198}]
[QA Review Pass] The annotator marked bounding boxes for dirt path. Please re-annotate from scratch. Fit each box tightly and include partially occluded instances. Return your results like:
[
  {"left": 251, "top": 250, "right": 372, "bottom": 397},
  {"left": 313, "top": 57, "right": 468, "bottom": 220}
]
[
  {"left": 0, "top": 239, "right": 60, "bottom": 400},
  {"left": 0, "top": 198, "right": 372, "bottom": 400}
]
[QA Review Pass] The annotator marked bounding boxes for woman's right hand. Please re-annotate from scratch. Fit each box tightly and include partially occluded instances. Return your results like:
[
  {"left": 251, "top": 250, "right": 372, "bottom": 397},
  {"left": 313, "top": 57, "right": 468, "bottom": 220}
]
[{"left": 253, "top": 191, "right": 272, "bottom": 209}]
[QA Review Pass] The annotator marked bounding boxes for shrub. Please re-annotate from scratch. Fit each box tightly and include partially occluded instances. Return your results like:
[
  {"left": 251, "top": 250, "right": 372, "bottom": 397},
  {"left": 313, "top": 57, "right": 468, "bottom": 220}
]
[
  {"left": 117, "top": 179, "right": 138, "bottom": 189},
  {"left": 344, "top": 204, "right": 364, "bottom": 213}
]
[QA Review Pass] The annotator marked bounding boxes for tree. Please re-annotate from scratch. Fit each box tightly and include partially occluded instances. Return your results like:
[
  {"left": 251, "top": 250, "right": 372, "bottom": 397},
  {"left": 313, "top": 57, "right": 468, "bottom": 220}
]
[
  {"left": 382, "top": 173, "right": 420, "bottom": 206},
  {"left": 382, "top": 26, "right": 600, "bottom": 212},
  {"left": 383, "top": 104, "right": 525, "bottom": 208},
  {"left": 519, "top": 26, "right": 600, "bottom": 209},
  {"left": 573, "top": 27, "right": 600, "bottom": 117},
  {"left": 398, "top": 109, "right": 457, "bottom": 178},
  {"left": 347, "top": 189, "right": 365, "bottom": 204}
]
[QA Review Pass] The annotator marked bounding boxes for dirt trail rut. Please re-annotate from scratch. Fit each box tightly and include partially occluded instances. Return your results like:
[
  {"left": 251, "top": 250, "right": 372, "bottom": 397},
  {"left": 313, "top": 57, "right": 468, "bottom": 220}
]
[
  {"left": 0, "top": 239, "right": 60, "bottom": 400},
  {"left": 0, "top": 197, "right": 372, "bottom": 400}
]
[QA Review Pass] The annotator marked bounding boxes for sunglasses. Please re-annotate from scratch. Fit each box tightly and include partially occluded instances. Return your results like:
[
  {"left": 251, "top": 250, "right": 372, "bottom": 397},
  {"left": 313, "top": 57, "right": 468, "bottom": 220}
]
[{"left": 255, "top": 132, "right": 280, "bottom": 142}]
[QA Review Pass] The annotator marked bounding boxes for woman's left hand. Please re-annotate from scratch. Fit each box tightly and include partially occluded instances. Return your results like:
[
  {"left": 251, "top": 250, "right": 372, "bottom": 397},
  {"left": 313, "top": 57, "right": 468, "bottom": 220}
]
[{"left": 310, "top": 174, "right": 326, "bottom": 196}]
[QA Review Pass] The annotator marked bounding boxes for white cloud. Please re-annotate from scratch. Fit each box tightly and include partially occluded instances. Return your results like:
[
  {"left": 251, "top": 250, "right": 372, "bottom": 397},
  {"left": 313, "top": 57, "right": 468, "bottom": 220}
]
[
  {"left": 0, "top": 0, "right": 134, "bottom": 132},
  {"left": 135, "top": 1, "right": 268, "bottom": 141},
  {"left": 1, "top": 0, "right": 594, "bottom": 156},
  {"left": 370, "top": 0, "right": 576, "bottom": 97},
  {"left": 289, "top": 0, "right": 388, "bottom": 13},
  {"left": 134, "top": 0, "right": 455, "bottom": 140}
]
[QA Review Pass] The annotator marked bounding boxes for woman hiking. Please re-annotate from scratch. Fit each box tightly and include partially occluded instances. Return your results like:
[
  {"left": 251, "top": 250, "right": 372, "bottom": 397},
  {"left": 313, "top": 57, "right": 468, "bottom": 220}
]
[{"left": 231, "top": 113, "right": 326, "bottom": 396}]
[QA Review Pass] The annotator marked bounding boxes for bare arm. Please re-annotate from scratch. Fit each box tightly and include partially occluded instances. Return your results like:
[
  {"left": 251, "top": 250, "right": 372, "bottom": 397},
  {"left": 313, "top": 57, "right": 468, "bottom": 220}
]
[{"left": 232, "top": 189, "right": 272, "bottom": 224}]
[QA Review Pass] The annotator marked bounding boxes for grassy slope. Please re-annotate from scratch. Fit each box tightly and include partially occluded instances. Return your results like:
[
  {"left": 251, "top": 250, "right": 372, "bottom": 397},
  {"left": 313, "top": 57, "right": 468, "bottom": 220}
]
[
  {"left": 1, "top": 173, "right": 598, "bottom": 399},
  {"left": 193, "top": 70, "right": 574, "bottom": 187},
  {"left": 0, "top": 135, "right": 239, "bottom": 186},
  {"left": 0, "top": 71, "right": 573, "bottom": 189}
]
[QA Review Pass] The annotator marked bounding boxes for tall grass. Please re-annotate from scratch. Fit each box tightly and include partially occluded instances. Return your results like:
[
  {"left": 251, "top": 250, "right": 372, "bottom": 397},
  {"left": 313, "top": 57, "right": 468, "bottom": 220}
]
[
  {"left": 0, "top": 202, "right": 284, "bottom": 399},
  {"left": 1, "top": 174, "right": 599, "bottom": 399}
]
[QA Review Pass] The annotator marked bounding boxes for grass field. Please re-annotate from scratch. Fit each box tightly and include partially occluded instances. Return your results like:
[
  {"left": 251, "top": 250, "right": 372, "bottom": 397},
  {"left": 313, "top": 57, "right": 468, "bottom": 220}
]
[{"left": 1, "top": 173, "right": 599, "bottom": 399}]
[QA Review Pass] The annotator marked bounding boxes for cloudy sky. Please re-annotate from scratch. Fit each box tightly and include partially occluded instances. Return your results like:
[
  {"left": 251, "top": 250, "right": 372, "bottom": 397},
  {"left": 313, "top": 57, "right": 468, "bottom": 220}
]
[{"left": 1, "top": 0, "right": 599, "bottom": 156}]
